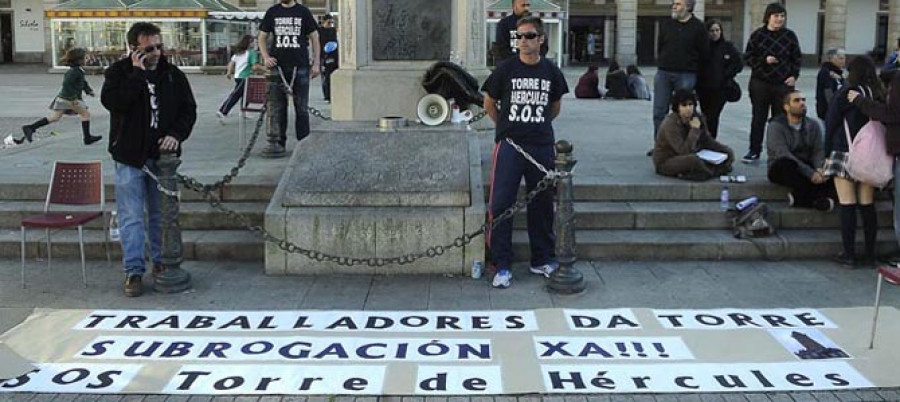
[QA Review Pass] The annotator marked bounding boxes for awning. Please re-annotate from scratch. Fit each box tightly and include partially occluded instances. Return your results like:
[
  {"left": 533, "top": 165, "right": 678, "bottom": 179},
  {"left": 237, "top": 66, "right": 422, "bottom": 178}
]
[
  {"left": 129, "top": 0, "right": 241, "bottom": 11},
  {"left": 486, "top": 0, "right": 561, "bottom": 12},
  {"left": 54, "top": 0, "right": 136, "bottom": 10},
  {"left": 208, "top": 11, "right": 265, "bottom": 21}
]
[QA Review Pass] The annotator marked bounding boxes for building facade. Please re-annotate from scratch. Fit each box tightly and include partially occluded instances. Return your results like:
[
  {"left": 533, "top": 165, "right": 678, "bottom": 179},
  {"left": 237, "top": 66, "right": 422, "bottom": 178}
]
[
  {"left": 565, "top": 0, "right": 899, "bottom": 66},
  {"left": 2, "top": 0, "right": 898, "bottom": 66}
]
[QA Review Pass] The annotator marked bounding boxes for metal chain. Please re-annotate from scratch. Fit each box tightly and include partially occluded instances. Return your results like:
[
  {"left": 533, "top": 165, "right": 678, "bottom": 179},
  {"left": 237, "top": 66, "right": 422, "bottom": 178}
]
[
  {"left": 307, "top": 106, "right": 332, "bottom": 121},
  {"left": 470, "top": 109, "right": 488, "bottom": 123},
  {"left": 145, "top": 116, "right": 566, "bottom": 267},
  {"left": 192, "top": 173, "right": 558, "bottom": 267},
  {"left": 174, "top": 105, "right": 268, "bottom": 195}
]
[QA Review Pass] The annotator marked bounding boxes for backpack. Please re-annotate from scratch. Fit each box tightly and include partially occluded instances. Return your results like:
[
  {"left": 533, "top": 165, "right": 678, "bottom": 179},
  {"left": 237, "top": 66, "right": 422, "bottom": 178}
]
[
  {"left": 845, "top": 115, "right": 893, "bottom": 188},
  {"left": 732, "top": 202, "right": 774, "bottom": 239}
]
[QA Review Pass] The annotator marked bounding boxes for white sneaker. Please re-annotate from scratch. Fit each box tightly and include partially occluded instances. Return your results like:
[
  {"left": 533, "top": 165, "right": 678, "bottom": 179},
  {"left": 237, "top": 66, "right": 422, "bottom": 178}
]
[
  {"left": 492, "top": 269, "right": 512, "bottom": 289},
  {"left": 529, "top": 261, "right": 559, "bottom": 277},
  {"left": 216, "top": 111, "right": 226, "bottom": 125}
]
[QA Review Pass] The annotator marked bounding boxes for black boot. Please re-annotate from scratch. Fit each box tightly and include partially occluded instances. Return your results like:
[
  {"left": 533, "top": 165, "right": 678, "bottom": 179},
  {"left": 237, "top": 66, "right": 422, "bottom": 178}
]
[
  {"left": 835, "top": 204, "right": 858, "bottom": 267},
  {"left": 82, "top": 121, "right": 102, "bottom": 145},
  {"left": 860, "top": 204, "right": 878, "bottom": 265},
  {"left": 21, "top": 118, "right": 49, "bottom": 143}
]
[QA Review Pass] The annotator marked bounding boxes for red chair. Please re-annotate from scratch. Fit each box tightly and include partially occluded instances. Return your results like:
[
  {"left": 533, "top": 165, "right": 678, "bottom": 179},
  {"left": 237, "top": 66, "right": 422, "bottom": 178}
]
[
  {"left": 21, "top": 161, "right": 110, "bottom": 288},
  {"left": 239, "top": 75, "right": 268, "bottom": 149},
  {"left": 868, "top": 264, "right": 900, "bottom": 348}
]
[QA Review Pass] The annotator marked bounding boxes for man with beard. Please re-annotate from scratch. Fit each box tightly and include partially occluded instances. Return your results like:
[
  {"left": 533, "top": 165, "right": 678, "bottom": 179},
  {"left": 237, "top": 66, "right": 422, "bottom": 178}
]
[
  {"left": 649, "top": 0, "right": 708, "bottom": 156},
  {"left": 493, "top": 0, "right": 548, "bottom": 64},
  {"left": 258, "top": 0, "right": 320, "bottom": 153},
  {"left": 482, "top": 16, "right": 568, "bottom": 289},
  {"left": 766, "top": 90, "right": 835, "bottom": 212},
  {"left": 101, "top": 22, "right": 197, "bottom": 297}
]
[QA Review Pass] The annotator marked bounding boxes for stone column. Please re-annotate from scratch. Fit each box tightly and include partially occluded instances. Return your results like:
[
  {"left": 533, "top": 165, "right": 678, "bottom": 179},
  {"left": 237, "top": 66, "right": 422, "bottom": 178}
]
[
  {"left": 616, "top": 0, "right": 637, "bottom": 66},
  {"left": 331, "top": 0, "right": 489, "bottom": 121},
  {"left": 889, "top": 0, "right": 900, "bottom": 59},
  {"left": 693, "top": 0, "right": 705, "bottom": 21},
  {"left": 748, "top": 0, "right": 770, "bottom": 30},
  {"left": 822, "top": 0, "right": 848, "bottom": 57}
]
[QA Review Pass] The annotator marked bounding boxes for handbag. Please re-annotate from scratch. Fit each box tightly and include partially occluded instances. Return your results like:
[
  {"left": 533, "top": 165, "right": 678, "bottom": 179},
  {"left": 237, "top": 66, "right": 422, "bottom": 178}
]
[
  {"left": 844, "top": 87, "right": 893, "bottom": 187},
  {"left": 724, "top": 79, "right": 741, "bottom": 103},
  {"left": 732, "top": 202, "right": 774, "bottom": 239}
]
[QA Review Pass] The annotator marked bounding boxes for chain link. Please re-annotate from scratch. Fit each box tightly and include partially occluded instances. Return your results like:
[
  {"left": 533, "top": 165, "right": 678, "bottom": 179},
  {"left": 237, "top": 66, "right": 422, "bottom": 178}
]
[{"left": 307, "top": 106, "right": 332, "bottom": 121}]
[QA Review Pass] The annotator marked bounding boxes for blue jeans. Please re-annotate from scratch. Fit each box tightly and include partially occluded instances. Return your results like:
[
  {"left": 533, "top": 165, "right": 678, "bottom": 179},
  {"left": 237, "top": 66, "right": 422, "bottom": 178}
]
[
  {"left": 652, "top": 70, "right": 697, "bottom": 137},
  {"left": 272, "top": 65, "right": 311, "bottom": 147},
  {"left": 115, "top": 160, "right": 161, "bottom": 277}
]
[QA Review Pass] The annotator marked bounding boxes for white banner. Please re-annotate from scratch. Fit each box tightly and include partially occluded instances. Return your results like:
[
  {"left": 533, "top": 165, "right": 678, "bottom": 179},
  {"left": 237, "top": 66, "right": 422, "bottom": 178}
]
[
  {"left": 1, "top": 308, "right": 896, "bottom": 395},
  {"left": 653, "top": 309, "right": 838, "bottom": 330},
  {"left": 541, "top": 362, "right": 872, "bottom": 393},
  {"left": 74, "top": 310, "right": 539, "bottom": 332}
]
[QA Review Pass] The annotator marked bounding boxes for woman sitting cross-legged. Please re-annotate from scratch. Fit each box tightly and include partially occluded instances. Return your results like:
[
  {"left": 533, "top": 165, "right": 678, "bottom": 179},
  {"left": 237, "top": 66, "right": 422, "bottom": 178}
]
[{"left": 652, "top": 89, "right": 735, "bottom": 181}]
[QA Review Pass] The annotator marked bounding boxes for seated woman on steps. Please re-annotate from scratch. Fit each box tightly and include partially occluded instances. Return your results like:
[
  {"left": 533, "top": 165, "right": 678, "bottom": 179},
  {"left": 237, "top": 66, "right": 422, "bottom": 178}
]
[
  {"left": 17, "top": 47, "right": 102, "bottom": 145},
  {"left": 652, "top": 89, "right": 734, "bottom": 181}
]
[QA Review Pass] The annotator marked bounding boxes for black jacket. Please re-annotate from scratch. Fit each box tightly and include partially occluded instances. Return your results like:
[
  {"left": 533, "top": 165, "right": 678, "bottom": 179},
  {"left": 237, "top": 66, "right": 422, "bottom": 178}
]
[
  {"left": 824, "top": 85, "right": 872, "bottom": 154},
  {"left": 657, "top": 16, "right": 709, "bottom": 73},
  {"left": 815, "top": 62, "right": 845, "bottom": 119},
  {"left": 101, "top": 56, "right": 197, "bottom": 168},
  {"left": 697, "top": 39, "right": 742, "bottom": 90}
]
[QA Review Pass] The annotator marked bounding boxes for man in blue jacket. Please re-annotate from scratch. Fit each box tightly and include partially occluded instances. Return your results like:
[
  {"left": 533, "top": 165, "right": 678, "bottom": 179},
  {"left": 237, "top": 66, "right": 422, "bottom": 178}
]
[{"left": 101, "top": 22, "right": 197, "bottom": 297}]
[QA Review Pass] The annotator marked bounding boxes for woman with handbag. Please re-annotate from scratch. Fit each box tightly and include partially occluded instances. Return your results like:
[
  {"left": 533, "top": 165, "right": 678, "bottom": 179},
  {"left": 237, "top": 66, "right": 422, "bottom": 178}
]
[
  {"left": 17, "top": 47, "right": 101, "bottom": 145},
  {"left": 823, "top": 57, "right": 885, "bottom": 267},
  {"left": 849, "top": 68, "right": 900, "bottom": 261},
  {"left": 696, "top": 19, "right": 743, "bottom": 139}
]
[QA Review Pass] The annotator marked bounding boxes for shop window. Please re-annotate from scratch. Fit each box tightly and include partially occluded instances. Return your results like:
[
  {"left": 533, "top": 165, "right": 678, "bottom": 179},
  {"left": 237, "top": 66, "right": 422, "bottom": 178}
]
[{"left": 206, "top": 20, "right": 252, "bottom": 66}]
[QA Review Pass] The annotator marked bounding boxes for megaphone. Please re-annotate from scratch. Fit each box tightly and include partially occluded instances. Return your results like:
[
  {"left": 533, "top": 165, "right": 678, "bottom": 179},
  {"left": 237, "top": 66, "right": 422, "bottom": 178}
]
[{"left": 416, "top": 94, "right": 449, "bottom": 126}]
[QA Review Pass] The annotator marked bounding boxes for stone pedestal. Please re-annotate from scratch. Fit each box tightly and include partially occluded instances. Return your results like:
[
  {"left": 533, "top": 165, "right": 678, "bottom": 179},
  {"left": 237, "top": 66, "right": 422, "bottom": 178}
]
[
  {"left": 264, "top": 123, "right": 485, "bottom": 275},
  {"left": 331, "top": 0, "right": 489, "bottom": 122},
  {"left": 889, "top": 0, "right": 900, "bottom": 59}
]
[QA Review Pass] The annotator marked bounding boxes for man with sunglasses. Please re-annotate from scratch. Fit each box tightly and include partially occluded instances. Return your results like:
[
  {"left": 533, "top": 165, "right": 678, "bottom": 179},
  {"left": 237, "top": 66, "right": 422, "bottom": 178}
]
[
  {"left": 766, "top": 90, "right": 834, "bottom": 212},
  {"left": 481, "top": 16, "right": 569, "bottom": 289},
  {"left": 492, "top": 0, "right": 548, "bottom": 64},
  {"left": 101, "top": 22, "right": 197, "bottom": 297}
]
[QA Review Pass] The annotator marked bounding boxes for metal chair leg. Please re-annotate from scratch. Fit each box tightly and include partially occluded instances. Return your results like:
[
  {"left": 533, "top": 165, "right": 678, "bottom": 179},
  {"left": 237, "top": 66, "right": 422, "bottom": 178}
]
[
  {"left": 239, "top": 112, "right": 245, "bottom": 150},
  {"left": 869, "top": 273, "right": 884, "bottom": 349},
  {"left": 78, "top": 225, "right": 87, "bottom": 287},
  {"left": 46, "top": 228, "right": 51, "bottom": 269},
  {"left": 21, "top": 227, "right": 26, "bottom": 289}
]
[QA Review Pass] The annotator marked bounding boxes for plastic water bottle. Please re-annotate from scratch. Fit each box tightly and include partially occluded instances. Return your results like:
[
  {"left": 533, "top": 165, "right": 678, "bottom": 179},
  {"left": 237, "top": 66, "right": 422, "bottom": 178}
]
[
  {"left": 736, "top": 196, "right": 759, "bottom": 211},
  {"left": 109, "top": 211, "right": 120, "bottom": 241},
  {"left": 471, "top": 260, "right": 483, "bottom": 279},
  {"left": 720, "top": 185, "right": 730, "bottom": 211}
]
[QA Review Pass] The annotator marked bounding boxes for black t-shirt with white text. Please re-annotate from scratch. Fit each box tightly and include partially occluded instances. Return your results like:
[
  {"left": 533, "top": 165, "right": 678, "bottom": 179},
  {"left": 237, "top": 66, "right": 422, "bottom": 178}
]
[
  {"left": 481, "top": 57, "right": 569, "bottom": 145},
  {"left": 259, "top": 3, "right": 318, "bottom": 69}
]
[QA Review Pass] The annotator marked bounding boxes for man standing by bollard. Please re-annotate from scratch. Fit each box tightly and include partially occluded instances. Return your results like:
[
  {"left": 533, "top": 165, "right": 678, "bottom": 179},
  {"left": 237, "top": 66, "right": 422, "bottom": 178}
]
[
  {"left": 258, "top": 0, "right": 320, "bottom": 152},
  {"left": 482, "top": 16, "right": 569, "bottom": 289},
  {"left": 649, "top": 0, "right": 708, "bottom": 156},
  {"left": 101, "top": 22, "right": 197, "bottom": 297}
]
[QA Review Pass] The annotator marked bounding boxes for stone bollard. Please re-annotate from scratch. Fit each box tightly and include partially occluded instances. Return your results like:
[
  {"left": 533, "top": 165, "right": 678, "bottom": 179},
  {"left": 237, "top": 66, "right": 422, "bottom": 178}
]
[
  {"left": 153, "top": 150, "right": 192, "bottom": 293},
  {"left": 260, "top": 68, "right": 287, "bottom": 158},
  {"left": 548, "top": 140, "right": 585, "bottom": 294}
]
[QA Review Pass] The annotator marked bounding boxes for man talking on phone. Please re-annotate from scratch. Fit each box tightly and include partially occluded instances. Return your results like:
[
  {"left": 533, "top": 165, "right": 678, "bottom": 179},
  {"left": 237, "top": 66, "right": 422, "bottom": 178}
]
[{"left": 101, "top": 22, "right": 197, "bottom": 297}]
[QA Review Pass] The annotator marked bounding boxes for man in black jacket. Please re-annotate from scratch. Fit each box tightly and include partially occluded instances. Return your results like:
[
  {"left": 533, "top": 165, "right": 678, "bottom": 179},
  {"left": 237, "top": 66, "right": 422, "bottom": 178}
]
[
  {"left": 101, "top": 22, "right": 197, "bottom": 297},
  {"left": 650, "top": 0, "right": 709, "bottom": 155}
]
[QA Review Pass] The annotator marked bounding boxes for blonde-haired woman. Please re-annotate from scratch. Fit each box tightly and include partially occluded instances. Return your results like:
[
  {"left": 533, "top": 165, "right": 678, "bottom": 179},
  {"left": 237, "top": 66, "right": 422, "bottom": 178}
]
[{"left": 18, "top": 47, "right": 101, "bottom": 145}]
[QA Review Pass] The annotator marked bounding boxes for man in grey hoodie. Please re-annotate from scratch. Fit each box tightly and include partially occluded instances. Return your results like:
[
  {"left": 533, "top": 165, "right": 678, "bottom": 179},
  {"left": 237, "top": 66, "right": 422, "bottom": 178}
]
[{"left": 766, "top": 89, "right": 835, "bottom": 211}]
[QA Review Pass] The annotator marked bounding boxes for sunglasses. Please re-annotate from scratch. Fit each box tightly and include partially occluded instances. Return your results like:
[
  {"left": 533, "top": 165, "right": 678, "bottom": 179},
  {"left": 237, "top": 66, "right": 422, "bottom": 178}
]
[
  {"left": 515, "top": 32, "right": 540, "bottom": 40},
  {"left": 142, "top": 44, "right": 164, "bottom": 52}
]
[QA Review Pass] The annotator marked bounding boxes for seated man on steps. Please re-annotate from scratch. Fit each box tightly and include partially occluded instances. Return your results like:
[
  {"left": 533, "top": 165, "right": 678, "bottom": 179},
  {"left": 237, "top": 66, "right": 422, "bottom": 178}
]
[
  {"left": 766, "top": 89, "right": 835, "bottom": 211},
  {"left": 652, "top": 89, "right": 734, "bottom": 181}
]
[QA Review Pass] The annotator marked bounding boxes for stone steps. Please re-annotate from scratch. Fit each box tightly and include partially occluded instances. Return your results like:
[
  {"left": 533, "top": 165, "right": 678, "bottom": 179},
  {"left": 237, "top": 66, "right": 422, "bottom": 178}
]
[
  {"left": 2, "top": 229, "right": 262, "bottom": 261},
  {"left": 512, "top": 229, "right": 899, "bottom": 261}
]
